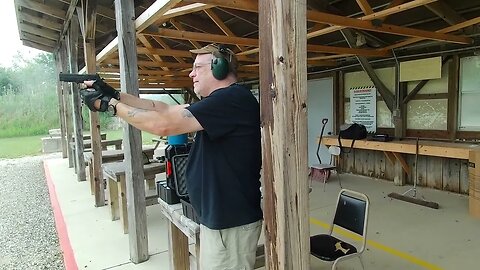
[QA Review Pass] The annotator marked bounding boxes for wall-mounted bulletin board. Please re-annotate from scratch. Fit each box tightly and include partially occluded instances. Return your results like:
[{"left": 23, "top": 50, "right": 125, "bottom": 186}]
[{"left": 459, "top": 56, "right": 480, "bottom": 131}]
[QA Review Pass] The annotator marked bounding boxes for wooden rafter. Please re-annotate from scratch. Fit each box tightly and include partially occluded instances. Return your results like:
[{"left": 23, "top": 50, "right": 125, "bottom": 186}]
[
  {"left": 355, "top": 0, "right": 374, "bottom": 15},
  {"left": 204, "top": 9, "right": 246, "bottom": 51},
  {"left": 383, "top": 16, "right": 480, "bottom": 50},
  {"left": 307, "top": 0, "right": 437, "bottom": 38},
  {"left": 307, "top": 10, "right": 472, "bottom": 44},
  {"left": 143, "top": 28, "right": 391, "bottom": 58}
]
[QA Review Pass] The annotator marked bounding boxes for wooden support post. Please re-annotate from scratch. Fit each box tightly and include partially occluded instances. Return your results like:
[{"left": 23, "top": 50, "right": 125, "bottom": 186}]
[
  {"left": 114, "top": 0, "right": 149, "bottom": 263},
  {"left": 335, "top": 71, "right": 344, "bottom": 172},
  {"left": 80, "top": 0, "right": 104, "bottom": 207},
  {"left": 54, "top": 50, "right": 68, "bottom": 159},
  {"left": 60, "top": 43, "right": 75, "bottom": 168},
  {"left": 393, "top": 64, "right": 407, "bottom": 185},
  {"left": 259, "top": 0, "right": 310, "bottom": 269},
  {"left": 67, "top": 15, "right": 86, "bottom": 181},
  {"left": 469, "top": 150, "right": 480, "bottom": 218},
  {"left": 447, "top": 56, "right": 459, "bottom": 141}
]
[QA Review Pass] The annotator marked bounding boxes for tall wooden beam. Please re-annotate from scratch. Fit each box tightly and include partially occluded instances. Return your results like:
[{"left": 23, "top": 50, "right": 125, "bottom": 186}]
[
  {"left": 80, "top": 0, "right": 104, "bottom": 207},
  {"left": 61, "top": 42, "right": 74, "bottom": 168},
  {"left": 67, "top": 15, "right": 86, "bottom": 182},
  {"left": 259, "top": 0, "right": 309, "bottom": 269},
  {"left": 447, "top": 56, "right": 459, "bottom": 141},
  {"left": 54, "top": 48, "right": 68, "bottom": 158},
  {"left": 114, "top": 0, "right": 149, "bottom": 263}
]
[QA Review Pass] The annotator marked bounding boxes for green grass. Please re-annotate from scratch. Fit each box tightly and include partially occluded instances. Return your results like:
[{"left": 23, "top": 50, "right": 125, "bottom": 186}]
[
  {"left": 0, "top": 135, "right": 44, "bottom": 158},
  {"left": 0, "top": 130, "right": 159, "bottom": 159}
]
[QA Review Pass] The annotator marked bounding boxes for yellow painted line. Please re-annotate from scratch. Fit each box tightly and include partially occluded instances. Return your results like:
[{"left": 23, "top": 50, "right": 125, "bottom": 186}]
[{"left": 309, "top": 217, "right": 444, "bottom": 270}]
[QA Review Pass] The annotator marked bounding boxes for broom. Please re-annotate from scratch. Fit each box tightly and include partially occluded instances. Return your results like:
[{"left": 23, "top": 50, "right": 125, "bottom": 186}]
[{"left": 388, "top": 137, "right": 439, "bottom": 209}]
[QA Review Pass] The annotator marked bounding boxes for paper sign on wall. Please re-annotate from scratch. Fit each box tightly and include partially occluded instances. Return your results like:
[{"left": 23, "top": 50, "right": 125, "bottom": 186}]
[{"left": 350, "top": 86, "right": 376, "bottom": 132}]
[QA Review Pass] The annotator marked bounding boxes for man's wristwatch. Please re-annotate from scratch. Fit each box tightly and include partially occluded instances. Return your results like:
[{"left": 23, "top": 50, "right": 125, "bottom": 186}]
[{"left": 107, "top": 101, "right": 118, "bottom": 116}]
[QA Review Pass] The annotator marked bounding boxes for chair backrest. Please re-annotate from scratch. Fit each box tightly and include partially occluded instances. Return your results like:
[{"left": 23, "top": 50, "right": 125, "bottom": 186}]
[
  {"left": 330, "top": 189, "right": 369, "bottom": 252},
  {"left": 328, "top": 145, "right": 341, "bottom": 156}
]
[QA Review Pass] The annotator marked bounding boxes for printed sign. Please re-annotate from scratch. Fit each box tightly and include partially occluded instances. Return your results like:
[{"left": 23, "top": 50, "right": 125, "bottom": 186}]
[{"left": 350, "top": 86, "right": 377, "bottom": 133}]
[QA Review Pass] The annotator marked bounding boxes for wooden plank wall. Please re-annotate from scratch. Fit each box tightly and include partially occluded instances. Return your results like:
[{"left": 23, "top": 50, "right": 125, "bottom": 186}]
[{"left": 340, "top": 149, "right": 469, "bottom": 194}]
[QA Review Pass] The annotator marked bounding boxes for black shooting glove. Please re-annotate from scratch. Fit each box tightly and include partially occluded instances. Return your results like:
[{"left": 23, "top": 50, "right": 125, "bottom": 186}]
[
  {"left": 80, "top": 89, "right": 111, "bottom": 112},
  {"left": 92, "top": 79, "right": 121, "bottom": 100}
]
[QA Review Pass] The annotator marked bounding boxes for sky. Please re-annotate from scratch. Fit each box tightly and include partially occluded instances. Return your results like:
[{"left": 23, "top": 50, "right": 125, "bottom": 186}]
[{"left": 0, "top": 0, "right": 42, "bottom": 67}]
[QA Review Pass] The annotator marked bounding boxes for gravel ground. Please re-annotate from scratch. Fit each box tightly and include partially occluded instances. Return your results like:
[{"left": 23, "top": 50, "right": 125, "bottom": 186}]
[{"left": 0, "top": 154, "right": 65, "bottom": 270}]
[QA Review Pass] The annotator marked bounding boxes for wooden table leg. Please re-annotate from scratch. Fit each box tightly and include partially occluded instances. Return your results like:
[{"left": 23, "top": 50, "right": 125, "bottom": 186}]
[
  {"left": 168, "top": 221, "right": 190, "bottom": 270},
  {"left": 107, "top": 177, "right": 119, "bottom": 221},
  {"left": 117, "top": 175, "right": 128, "bottom": 234}
]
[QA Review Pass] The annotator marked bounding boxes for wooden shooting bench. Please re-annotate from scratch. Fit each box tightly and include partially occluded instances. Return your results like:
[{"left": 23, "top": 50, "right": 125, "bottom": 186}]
[
  {"left": 321, "top": 136, "right": 480, "bottom": 216},
  {"left": 103, "top": 160, "right": 165, "bottom": 233},
  {"left": 84, "top": 147, "right": 155, "bottom": 195},
  {"left": 72, "top": 133, "right": 107, "bottom": 141},
  {"left": 82, "top": 138, "right": 123, "bottom": 150},
  {"left": 158, "top": 199, "right": 266, "bottom": 270}
]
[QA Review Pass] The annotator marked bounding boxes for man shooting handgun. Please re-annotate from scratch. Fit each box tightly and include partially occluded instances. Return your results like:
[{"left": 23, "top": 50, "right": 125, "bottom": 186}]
[{"left": 75, "top": 44, "right": 263, "bottom": 270}]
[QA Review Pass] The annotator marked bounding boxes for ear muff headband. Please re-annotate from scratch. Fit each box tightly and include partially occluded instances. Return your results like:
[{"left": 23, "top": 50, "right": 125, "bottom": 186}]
[{"left": 210, "top": 45, "right": 230, "bottom": 80}]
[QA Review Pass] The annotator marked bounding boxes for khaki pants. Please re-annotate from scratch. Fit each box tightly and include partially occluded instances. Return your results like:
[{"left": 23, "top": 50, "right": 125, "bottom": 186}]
[{"left": 199, "top": 220, "right": 262, "bottom": 270}]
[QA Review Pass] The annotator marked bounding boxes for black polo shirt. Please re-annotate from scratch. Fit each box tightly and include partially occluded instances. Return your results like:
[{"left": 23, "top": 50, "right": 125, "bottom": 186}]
[{"left": 185, "top": 84, "right": 263, "bottom": 229}]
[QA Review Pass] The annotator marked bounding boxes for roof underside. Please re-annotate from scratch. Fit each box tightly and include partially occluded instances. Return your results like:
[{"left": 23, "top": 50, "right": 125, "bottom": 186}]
[{"left": 13, "top": 0, "right": 480, "bottom": 88}]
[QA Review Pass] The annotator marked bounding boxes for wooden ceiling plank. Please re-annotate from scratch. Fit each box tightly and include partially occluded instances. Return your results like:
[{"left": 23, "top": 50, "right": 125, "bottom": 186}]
[
  {"left": 163, "top": 3, "right": 213, "bottom": 20},
  {"left": 307, "top": 10, "right": 471, "bottom": 44},
  {"left": 182, "top": 0, "right": 257, "bottom": 13},
  {"left": 103, "top": 59, "right": 192, "bottom": 68},
  {"left": 22, "top": 40, "right": 54, "bottom": 52},
  {"left": 16, "top": 0, "right": 66, "bottom": 20},
  {"left": 19, "top": 13, "right": 62, "bottom": 32},
  {"left": 425, "top": 1, "right": 466, "bottom": 26},
  {"left": 383, "top": 16, "right": 480, "bottom": 50},
  {"left": 21, "top": 32, "right": 57, "bottom": 48},
  {"left": 355, "top": 0, "right": 374, "bottom": 15},
  {"left": 135, "top": 0, "right": 183, "bottom": 33},
  {"left": 20, "top": 23, "right": 59, "bottom": 41},
  {"left": 204, "top": 9, "right": 247, "bottom": 51},
  {"left": 307, "top": 0, "right": 439, "bottom": 39},
  {"left": 307, "top": 44, "right": 389, "bottom": 57}
]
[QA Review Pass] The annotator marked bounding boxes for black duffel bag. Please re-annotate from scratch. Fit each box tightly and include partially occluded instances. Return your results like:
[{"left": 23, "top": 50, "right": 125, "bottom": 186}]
[{"left": 338, "top": 123, "right": 367, "bottom": 153}]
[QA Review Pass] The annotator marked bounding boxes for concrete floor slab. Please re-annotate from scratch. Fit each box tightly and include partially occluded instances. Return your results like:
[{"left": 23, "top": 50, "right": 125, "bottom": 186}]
[{"left": 44, "top": 158, "right": 480, "bottom": 270}]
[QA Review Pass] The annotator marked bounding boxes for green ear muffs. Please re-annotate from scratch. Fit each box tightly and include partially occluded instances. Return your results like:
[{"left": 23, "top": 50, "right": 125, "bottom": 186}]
[{"left": 211, "top": 57, "right": 229, "bottom": 80}]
